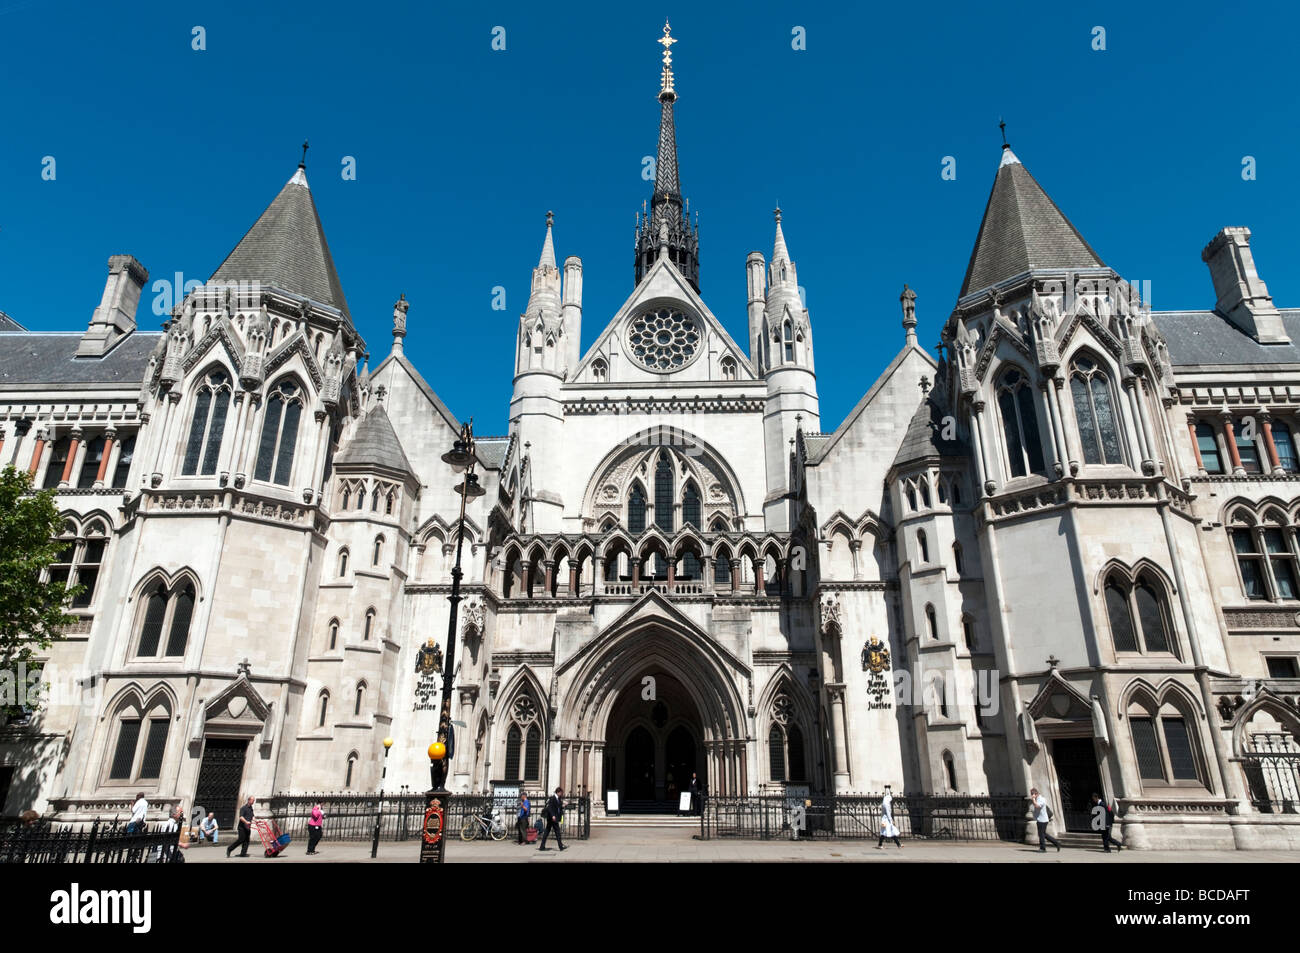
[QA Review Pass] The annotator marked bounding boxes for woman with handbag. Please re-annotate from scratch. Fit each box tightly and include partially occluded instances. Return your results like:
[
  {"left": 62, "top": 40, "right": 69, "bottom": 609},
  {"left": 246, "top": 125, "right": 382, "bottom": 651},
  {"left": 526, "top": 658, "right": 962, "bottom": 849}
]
[{"left": 306, "top": 802, "right": 325, "bottom": 855}]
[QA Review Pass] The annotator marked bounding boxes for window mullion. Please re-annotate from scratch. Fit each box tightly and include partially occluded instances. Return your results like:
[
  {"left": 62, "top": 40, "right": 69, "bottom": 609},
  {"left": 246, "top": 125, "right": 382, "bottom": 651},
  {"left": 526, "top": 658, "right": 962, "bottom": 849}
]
[{"left": 1255, "top": 527, "right": 1279, "bottom": 601}]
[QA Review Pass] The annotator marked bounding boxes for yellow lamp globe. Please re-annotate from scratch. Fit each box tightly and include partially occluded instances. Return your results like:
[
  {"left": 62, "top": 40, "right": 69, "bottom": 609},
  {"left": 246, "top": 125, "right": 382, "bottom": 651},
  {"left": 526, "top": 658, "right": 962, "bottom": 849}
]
[{"left": 428, "top": 741, "right": 447, "bottom": 761}]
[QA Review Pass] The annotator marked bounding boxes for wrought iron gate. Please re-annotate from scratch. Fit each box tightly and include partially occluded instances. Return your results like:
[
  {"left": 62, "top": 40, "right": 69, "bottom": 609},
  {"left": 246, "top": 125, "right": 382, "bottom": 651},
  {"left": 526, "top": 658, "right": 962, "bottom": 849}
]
[{"left": 193, "top": 739, "right": 248, "bottom": 830}]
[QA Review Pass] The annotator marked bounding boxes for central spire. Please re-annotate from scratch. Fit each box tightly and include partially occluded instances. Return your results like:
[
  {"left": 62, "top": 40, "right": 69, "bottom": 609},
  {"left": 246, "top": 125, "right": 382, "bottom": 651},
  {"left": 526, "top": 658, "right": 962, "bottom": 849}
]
[{"left": 634, "top": 20, "right": 699, "bottom": 291}]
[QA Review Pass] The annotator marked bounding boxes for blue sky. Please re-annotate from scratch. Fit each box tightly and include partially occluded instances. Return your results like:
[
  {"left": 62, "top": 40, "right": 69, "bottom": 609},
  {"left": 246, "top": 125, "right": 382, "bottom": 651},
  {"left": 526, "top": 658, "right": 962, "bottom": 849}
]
[{"left": 2, "top": 0, "right": 1298, "bottom": 435}]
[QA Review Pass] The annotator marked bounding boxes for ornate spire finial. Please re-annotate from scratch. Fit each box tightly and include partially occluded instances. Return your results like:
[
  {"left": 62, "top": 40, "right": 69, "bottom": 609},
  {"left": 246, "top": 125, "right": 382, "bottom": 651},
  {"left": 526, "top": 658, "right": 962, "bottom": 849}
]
[
  {"left": 658, "top": 20, "right": 677, "bottom": 101},
  {"left": 546, "top": 210, "right": 554, "bottom": 228},
  {"left": 774, "top": 205, "right": 782, "bottom": 224},
  {"left": 299, "top": 139, "right": 309, "bottom": 168},
  {"left": 998, "top": 118, "right": 1009, "bottom": 150}
]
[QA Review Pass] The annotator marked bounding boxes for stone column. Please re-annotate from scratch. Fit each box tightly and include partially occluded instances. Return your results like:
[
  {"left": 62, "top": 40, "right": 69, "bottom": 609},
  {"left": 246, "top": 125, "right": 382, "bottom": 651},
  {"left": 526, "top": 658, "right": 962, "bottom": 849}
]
[
  {"left": 969, "top": 402, "right": 994, "bottom": 495},
  {"left": 27, "top": 431, "right": 47, "bottom": 478},
  {"left": 593, "top": 555, "right": 606, "bottom": 595},
  {"left": 568, "top": 561, "right": 578, "bottom": 596},
  {"left": 1260, "top": 411, "right": 1282, "bottom": 473},
  {"left": 1036, "top": 382, "right": 1063, "bottom": 478},
  {"left": 730, "top": 559, "right": 741, "bottom": 593},
  {"left": 631, "top": 557, "right": 641, "bottom": 588},
  {"left": 827, "top": 683, "right": 850, "bottom": 789},
  {"left": 94, "top": 429, "right": 117, "bottom": 487},
  {"left": 60, "top": 429, "right": 83, "bottom": 486},
  {"left": 754, "top": 558, "right": 765, "bottom": 594},
  {"left": 543, "top": 560, "right": 555, "bottom": 597},
  {"left": 1221, "top": 412, "right": 1244, "bottom": 475},
  {"left": 1186, "top": 415, "right": 1205, "bottom": 472},
  {"left": 1045, "top": 377, "right": 1070, "bottom": 477}
]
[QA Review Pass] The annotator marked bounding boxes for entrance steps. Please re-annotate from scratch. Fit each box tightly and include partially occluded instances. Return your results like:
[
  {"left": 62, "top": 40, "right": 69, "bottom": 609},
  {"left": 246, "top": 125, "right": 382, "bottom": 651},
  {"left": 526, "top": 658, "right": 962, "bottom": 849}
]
[
  {"left": 597, "top": 813, "right": 700, "bottom": 829},
  {"left": 1053, "top": 832, "right": 1115, "bottom": 851}
]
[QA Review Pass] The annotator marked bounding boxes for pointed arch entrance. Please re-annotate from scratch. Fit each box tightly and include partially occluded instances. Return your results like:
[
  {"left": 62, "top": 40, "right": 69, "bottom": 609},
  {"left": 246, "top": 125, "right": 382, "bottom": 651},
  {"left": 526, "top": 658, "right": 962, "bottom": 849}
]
[{"left": 554, "top": 593, "right": 750, "bottom": 808}]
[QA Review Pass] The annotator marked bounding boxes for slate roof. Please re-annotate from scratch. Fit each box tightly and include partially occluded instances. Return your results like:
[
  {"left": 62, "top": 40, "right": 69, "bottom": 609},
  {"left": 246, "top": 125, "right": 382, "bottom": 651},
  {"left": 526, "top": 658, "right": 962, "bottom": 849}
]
[
  {"left": 1153, "top": 310, "right": 1300, "bottom": 367},
  {"left": 0, "top": 312, "right": 26, "bottom": 332},
  {"left": 210, "top": 167, "right": 353, "bottom": 326},
  {"left": 890, "top": 392, "right": 968, "bottom": 470},
  {"left": 0, "top": 330, "right": 161, "bottom": 386},
  {"left": 959, "top": 148, "right": 1104, "bottom": 298},
  {"left": 475, "top": 437, "right": 511, "bottom": 470},
  {"left": 334, "top": 403, "right": 414, "bottom": 475}
]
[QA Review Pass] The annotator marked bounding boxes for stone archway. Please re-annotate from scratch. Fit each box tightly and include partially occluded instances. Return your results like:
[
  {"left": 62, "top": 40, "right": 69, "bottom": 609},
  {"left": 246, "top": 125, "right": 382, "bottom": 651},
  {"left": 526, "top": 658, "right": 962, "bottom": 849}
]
[
  {"left": 603, "top": 671, "right": 705, "bottom": 811},
  {"left": 554, "top": 592, "right": 751, "bottom": 805}
]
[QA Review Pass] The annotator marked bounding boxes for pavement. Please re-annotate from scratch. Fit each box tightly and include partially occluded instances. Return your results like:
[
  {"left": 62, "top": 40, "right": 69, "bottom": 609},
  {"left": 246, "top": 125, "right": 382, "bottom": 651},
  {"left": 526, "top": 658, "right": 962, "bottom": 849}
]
[{"left": 182, "top": 826, "right": 1300, "bottom": 863}]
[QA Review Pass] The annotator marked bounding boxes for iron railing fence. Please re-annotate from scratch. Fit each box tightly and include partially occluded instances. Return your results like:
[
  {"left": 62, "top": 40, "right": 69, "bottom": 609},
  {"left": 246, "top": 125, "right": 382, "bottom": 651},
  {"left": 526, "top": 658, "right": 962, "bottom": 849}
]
[
  {"left": 266, "top": 792, "right": 591, "bottom": 842},
  {"left": 1242, "top": 732, "right": 1300, "bottom": 814},
  {"left": 700, "top": 793, "right": 1028, "bottom": 842},
  {"left": 0, "top": 819, "right": 180, "bottom": 863}
]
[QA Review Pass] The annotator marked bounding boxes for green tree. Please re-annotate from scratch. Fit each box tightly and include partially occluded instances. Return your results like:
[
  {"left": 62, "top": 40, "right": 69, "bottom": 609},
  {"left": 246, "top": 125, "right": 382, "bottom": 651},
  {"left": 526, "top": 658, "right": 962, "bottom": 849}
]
[{"left": 0, "top": 465, "right": 78, "bottom": 720}]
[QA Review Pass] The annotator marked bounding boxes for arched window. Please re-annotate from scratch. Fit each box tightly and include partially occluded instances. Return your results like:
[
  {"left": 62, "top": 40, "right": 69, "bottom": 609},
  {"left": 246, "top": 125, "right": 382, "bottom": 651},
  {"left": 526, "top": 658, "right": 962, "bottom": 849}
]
[
  {"left": 385, "top": 491, "right": 396, "bottom": 515},
  {"left": 371, "top": 486, "right": 380, "bottom": 511},
  {"left": 503, "top": 692, "right": 542, "bottom": 782},
  {"left": 107, "top": 697, "right": 171, "bottom": 782},
  {"left": 355, "top": 485, "right": 365, "bottom": 510},
  {"left": 1128, "top": 694, "right": 1206, "bottom": 786},
  {"left": 919, "top": 478, "right": 931, "bottom": 508},
  {"left": 372, "top": 535, "right": 384, "bottom": 567},
  {"left": 1104, "top": 572, "right": 1178, "bottom": 656},
  {"left": 134, "top": 578, "right": 195, "bottom": 658},
  {"left": 341, "top": 485, "right": 351, "bottom": 509},
  {"left": 682, "top": 482, "right": 701, "bottom": 529},
  {"left": 714, "top": 549, "right": 732, "bottom": 586},
  {"left": 950, "top": 479, "right": 962, "bottom": 506},
  {"left": 997, "top": 368, "right": 1045, "bottom": 477},
  {"left": 720, "top": 356, "right": 737, "bottom": 380},
  {"left": 925, "top": 604, "right": 938, "bottom": 639},
  {"left": 654, "top": 453, "right": 674, "bottom": 532},
  {"left": 254, "top": 379, "right": 303, "bottom": 485},
  {"left": 905, "top": 484, "right": 917, "bottom": 511},
  {"left": 916, "top": 530, "right": 929, "bottom": 564},
  {"left": 328, "top": 618, "right": 339, "bottom": 650},
  {"left": 182, "top": 369, "right": 232, "bottom": 476},
  {"left": 783, "top": 321, "right": 794, "bottom": 363},
  {"left": 952, "top": 542, "right": 964, "bottom": 576},
  {"left": 628, "top": 485, "right": 646, "bottom": 535},
  {"left": 767, "top": 691, "right": 806, "bottom": 782},
  {"left": 354, "top": 683, "right": 365, "bottom": 716},
  {"left": 936, "top": 479, "right": 948, "bottom": 505},
  {"left": 338, "top": 548, "right": 350, "bottom": 577},
  {"left": 1273, "top": 422, "right": 1298, "bottom": 473},
  {"left": 317, "top": 692, "right": 330, "bottom": 728},
  {"left": 1195, "top": 421, "right": 1223, "bottom": 474},
  {"left": 345, "top": 754, "right": 357, "bottom": 789},
  {"left": 363, "top": 608, "right": 375, "bottom": 641},
  {"left": 592, "top": 359, "right": 607, "bottom": 381},
  {"left": 48, "top": 518, "right": 109, "bottom": 609},
  {"left": 962, "top": 615, "right": 975, "bottom": 649},
  {"left": 1070, "top": 356, "right": 1124, "bottom": 464},
  {"left": 768, "top": 725, "right": 786, "bottom": 783},
  {"left": 943, "top": 751, "right": 958, "bottom": 791}
]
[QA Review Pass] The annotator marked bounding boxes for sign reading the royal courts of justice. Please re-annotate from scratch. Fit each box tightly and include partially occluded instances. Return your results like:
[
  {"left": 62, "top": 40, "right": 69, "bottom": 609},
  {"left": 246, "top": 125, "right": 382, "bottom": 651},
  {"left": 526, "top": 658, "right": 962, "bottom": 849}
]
[
  {"left": 862, "top": 636, "right": 893, "bottom": 711},
  {"left": 413, "top": 639, "right": 443, "bottom": 712}
]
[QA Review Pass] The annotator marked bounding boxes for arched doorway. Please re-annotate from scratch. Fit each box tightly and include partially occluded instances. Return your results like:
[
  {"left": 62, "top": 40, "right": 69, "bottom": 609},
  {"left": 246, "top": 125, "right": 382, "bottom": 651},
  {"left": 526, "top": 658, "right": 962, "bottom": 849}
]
[{"left": 604, "top": 671, "right": 705, "bottom": 812}]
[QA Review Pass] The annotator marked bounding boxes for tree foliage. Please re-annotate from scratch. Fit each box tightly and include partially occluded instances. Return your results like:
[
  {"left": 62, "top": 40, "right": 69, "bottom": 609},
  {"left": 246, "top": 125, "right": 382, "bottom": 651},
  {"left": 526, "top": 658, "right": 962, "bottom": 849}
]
[{"left": 0, "top": 465, "right": 77, "bottom": 719}]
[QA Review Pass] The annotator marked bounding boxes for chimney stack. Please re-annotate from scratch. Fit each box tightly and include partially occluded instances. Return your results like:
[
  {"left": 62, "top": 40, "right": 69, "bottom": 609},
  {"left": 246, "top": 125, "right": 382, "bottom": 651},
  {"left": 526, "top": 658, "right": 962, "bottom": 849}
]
[
  {"left": 77, "top": 254, "right": 149, "bottom": 357},
  {"left": 1201, "top": 227, "right": 1289, "bottom": 344}
]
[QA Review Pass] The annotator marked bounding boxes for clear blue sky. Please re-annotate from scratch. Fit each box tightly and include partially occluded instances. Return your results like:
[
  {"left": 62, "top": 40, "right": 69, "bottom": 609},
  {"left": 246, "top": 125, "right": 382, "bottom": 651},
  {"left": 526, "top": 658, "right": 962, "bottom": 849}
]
[{"left": 3, "top": 0, "right": 1298, "bottom": 435}]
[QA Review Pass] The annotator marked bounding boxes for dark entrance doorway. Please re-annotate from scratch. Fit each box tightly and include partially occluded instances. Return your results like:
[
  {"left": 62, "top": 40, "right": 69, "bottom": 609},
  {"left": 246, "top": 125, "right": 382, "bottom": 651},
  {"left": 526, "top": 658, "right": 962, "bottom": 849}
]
[
  {"left": 625, "top": 726, "right": 655, "bottom": 800},
  {"left": 1051, "top": 737, "right": 1103, "bottom": 832},
  {"left": 0, "top": 766, "right": 13, "bottom": 815},
  {"left": 193, "top": 738, "right": 248, "bottom": 829},
  {"left": 665, "top": 726, "right": 695, "bottom": 805}
]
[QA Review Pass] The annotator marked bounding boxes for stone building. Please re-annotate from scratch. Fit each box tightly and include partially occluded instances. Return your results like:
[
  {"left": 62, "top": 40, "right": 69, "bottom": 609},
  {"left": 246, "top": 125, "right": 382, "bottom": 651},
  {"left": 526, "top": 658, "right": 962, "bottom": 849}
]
[{"left": 1, "top": 26, "right": 1297, "bottom": 849}]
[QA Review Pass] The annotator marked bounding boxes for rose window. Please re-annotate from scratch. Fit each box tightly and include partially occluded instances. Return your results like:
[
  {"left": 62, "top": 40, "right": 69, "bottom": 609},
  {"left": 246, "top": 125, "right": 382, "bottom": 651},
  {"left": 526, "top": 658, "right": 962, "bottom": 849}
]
[{"left": 627, "top": 308, "right": 700, "bottom": 371}]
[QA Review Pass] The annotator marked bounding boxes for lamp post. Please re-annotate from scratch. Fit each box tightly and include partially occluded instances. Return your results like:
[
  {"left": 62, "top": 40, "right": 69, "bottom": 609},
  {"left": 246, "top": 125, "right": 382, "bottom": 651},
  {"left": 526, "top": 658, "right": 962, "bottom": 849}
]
[
  {"left": 423, "top": 420, "right": 486, "bottom": 863},
  {"left": 370, "top": 736, "right": 394, "bottom": 858}
]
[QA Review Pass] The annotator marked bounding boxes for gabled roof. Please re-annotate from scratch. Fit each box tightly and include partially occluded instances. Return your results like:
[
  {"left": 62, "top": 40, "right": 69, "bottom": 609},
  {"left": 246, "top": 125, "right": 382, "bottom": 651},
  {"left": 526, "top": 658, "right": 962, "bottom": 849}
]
[
  {"left": 959, "top": 148, "right": 1104, "bottom": 298},
  {"left": 334, "top": 403, "right": 414, "bottom": 476},
  {"left": 0, "top": 311, "right": 26, "bottom": 332},
  {"left": 210, "top": 166, "right": 353, "bottom": 326},
  {"left": 890, "top": 390, "right": 967, "bottom": 470}
]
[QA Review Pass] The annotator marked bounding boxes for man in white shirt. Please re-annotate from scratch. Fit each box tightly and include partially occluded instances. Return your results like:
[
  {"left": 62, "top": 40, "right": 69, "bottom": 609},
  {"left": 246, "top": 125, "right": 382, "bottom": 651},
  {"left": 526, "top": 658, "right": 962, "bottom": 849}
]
[
  {"left": 127, "top": 792, "right": 149, "bottom": 834},
  {"left": 1030, "top": 787, "right": 1061, "bottom": 852}
]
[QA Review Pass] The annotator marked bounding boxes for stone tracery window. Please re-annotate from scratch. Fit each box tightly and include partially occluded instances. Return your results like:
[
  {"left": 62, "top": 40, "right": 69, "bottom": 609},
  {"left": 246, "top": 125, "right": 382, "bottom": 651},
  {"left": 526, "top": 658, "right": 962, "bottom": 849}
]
[
  {"left": 1070, "top": 355, "right": 1124, "bottom": 465},
  {"left": 996, "top": 367, "right": 1045, "bottom": 478},
  {"left": 1230, "top": 507, "right": 1299, "bottom": 602},
  {"left": 106, "top": 694, "right": 171, "bottom": 783},
  {"left": 182, "top": 369, "right": 232, "bottom": 476},
  {"left": 767, "top": 690, "right": 806, "bottom": 783},
  {"left": 503, "top": 691, "right": 543, "bottom": 782},
  {"left": 626, "top": 307, "right": 700, "bottom": 371},
  {"left": 134, "top": 575, "right": 196, "bottom": 658},
  {"left": 1103, "top": 569, "right": 1178, "bottom": 656},
  {"left": 47, "top": 516, "right": 108, "bottom": 609},
  {"left": 254, "top": 378, "right": 304, "bottom": 485}
]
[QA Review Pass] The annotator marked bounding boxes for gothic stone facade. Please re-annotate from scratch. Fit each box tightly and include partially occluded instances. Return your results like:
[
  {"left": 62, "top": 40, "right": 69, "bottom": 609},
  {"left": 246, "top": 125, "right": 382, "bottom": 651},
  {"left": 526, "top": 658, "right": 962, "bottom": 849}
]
[{"left": 2, "top": 97, "right": 1299, "bottom": 852}]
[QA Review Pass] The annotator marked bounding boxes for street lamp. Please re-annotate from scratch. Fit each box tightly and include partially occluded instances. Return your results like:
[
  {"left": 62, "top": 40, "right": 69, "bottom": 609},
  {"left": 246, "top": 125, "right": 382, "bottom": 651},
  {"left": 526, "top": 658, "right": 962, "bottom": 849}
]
[
  {"left": 370, "top": 736, "right": 394, "bottom": 858},
  {"left": 424, "top": 420, "right": 486, "bottom": 863}
]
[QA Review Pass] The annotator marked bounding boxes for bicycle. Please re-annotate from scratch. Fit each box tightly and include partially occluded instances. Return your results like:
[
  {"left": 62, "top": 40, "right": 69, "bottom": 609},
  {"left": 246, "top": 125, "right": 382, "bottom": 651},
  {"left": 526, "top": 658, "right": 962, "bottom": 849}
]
[{"left": 460, "top": 807, "right": 508, "bottom": 841}]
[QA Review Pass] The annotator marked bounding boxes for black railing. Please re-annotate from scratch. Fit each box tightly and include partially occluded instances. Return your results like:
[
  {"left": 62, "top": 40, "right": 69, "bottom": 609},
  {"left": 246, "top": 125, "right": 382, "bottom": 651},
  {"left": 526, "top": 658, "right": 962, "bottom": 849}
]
[
  {"left": 266, "top": 792, "right": 591, "bottom": 842},
  {"left": 700, "top": 793, "right": 1028, "bottom": 842},
  {"left": 0, "top": 819, "right": 181, "bottom": 863},
  {"left": 1242, "top": 733, "right": 1300, "bottom": 814}
]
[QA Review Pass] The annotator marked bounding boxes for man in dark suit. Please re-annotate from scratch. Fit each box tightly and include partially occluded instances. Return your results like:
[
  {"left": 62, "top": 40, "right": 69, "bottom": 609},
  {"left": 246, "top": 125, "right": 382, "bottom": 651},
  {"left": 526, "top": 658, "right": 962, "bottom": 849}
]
[
  {"left": 538, "top": 786, "right": 566, "bottom": 852},
  {"left": 689, "top": 773, "right": 703, "bottom": 815},
  {"left": 1091, "top": 792, "right": 1122, "bottom": 853}
]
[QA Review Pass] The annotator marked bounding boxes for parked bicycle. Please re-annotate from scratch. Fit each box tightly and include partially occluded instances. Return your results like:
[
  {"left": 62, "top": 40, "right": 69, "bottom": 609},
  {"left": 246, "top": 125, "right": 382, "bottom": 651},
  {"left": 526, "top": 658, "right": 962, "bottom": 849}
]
[{"left": 460, "top": 807, "right": 507, "bottom": 841}]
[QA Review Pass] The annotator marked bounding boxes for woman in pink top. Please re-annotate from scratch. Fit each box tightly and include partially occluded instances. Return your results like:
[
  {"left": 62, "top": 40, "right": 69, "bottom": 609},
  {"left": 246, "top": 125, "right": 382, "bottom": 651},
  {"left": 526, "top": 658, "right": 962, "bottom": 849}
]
[{"left": 307, "top": 803, "right": 325, "bottom": 855}]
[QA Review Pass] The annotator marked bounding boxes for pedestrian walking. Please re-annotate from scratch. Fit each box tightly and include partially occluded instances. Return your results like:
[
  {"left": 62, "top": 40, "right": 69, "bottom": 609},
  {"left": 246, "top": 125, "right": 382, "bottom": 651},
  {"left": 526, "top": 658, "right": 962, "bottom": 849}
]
[
  {"left": 1091, "top": 792, "right": 1122, "bottom": 853},
  {"left": 306, "top": 802, "right": 324, "bottom": 855},
  {"left": 126, "top": 792, "right": 149, "bottom": 834},
  {"left": 1030, "top": 787, "right": 1061, "bottom": 852},
  {"left": 876, "top": 787, "right": 902, "bottom": 849},
  {"left": 517, "top": 793, "right": 531, "bottom": 845},
  {"left": 538, "top": 786, "right": 566, "bottom": 852},
  {"left": 226, "top": 796, "right": 255, "bottom": 858}
]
